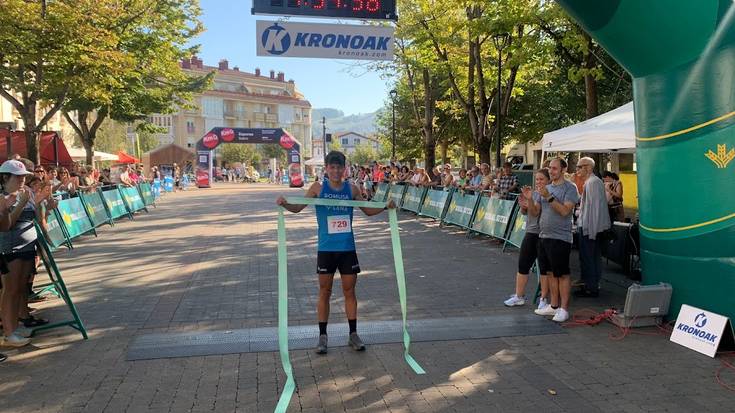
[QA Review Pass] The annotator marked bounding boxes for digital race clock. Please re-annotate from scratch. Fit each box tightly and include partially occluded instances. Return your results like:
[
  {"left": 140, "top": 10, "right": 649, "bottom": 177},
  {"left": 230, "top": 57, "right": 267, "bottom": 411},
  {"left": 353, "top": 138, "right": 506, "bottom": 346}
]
[{"left": 252, "top": 0, "right": 397, "bottom": 21}]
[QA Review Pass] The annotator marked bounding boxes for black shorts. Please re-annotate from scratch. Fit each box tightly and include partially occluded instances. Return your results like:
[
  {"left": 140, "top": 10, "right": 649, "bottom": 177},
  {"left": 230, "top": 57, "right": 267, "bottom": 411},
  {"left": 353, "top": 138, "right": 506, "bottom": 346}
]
[
  {"left": 537, "top": 238, "right": 572, "bottom": 278},
  {"left": 317, "top": 251, "right": 361, "bottom": 275},
  {"left": 518, "top": 233, "right": 539, "bottom": 275}
]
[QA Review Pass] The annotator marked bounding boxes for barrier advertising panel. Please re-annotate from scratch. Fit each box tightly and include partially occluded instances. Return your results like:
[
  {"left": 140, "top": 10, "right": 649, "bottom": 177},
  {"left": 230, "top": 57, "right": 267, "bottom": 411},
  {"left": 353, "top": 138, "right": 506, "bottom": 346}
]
[
  {"left": 373, "top": 183, "right": 389, "bottom": 202},
  {"left": 471, "top": 196, "right": 516, "bottom": 239},
  {"left": 102, "top": 188, "right": 129, "bottom": 220},
  {"left": 443, "top": 190, "right": 480, "bottom": 229},
  {"left": 138, "top": 182, "right": 156, "bottom": 206},
  {"left": 387, "top": 183, "right": 407, "bottom": 208},
  {"left": 80, "top": 191, "right": 111, "bottom": 228},
  {"left": 45, "top": 210, "right": 70, "bottom": 249},
  {"left": 56, "top": 197, "right": 94, "bottom": 239},
  {"left": 119, "top": 186, "right": 146, "bottom": 213},
  {"left": 401, "top": 186, "right": 426, "bottom": 213},
  {"left": 419, "top": 188, "right": 451, "bottom": 220},
  {"left": 506, "top": 205, "right": 528, "bottom": 248}
]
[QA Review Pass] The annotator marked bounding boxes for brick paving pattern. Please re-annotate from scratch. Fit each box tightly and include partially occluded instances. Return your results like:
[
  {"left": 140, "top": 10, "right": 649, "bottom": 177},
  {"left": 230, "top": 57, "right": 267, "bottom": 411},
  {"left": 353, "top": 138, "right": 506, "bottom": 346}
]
[{"left": 0, "top": 184, "right": 731, "bottom": 412}]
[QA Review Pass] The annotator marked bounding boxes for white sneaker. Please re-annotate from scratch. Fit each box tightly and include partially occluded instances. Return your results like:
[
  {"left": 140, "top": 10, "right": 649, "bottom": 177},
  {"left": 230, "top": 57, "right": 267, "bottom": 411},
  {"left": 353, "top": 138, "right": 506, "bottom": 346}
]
[
  {"left": 534, "top": 304, "right": 557, "bottom": 316},
  {"left": 504, "top": 295, "right": 526, "bottom": 307},
  {"left": 537, "top": 297, "right": 548, "bottom": 310},
  {"left": 2, "top": 333, "right": 30, "bottom": 347},
  {"left": 15, "top": 326, "right": 33, "bottom": 338},
  {"left": 552, "top": 308, "right": 570, "bottom": 323}
]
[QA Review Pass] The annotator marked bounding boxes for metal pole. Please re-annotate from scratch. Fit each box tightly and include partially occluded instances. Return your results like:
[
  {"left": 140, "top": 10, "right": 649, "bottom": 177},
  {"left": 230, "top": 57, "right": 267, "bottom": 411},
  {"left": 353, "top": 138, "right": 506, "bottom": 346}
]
[
  {"left": 496, "top": 49, "right": 502, "bottom": 169},
  {"left": 322, "top": 116, "right": 326, "bottom": 158},
  {"left": 53, "top": 133, "right": 59, "bottom": 167},
  {"left": 391, "top": 100, "right": 396, "bottom": 160}
]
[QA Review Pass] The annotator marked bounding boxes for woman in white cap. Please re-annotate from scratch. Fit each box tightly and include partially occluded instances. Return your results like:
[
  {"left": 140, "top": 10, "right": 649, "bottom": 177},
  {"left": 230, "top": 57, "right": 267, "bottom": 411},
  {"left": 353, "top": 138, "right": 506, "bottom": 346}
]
[{"left": 0, "top": 159, "right": 39, "bottom": 348}]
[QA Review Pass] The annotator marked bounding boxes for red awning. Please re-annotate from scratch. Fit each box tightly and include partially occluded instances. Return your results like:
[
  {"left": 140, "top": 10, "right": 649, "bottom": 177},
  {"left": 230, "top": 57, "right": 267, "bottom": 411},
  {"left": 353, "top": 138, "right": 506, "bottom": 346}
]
[
  {"left": 117, "top": 151, "right": 141, "bottom": 164},
  {"left": 0, "top": 130, "right": 73, "bottom": 167}
]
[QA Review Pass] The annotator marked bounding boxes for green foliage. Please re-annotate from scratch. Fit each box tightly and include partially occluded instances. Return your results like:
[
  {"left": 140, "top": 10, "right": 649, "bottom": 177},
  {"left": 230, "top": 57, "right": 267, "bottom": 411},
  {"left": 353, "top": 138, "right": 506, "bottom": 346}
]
[
  {"left": 258, "top": 143, "right": 286, "bottom": 165},
  {"left": 349, "top": 142, "right": 379, "bottom": 166},
  {"left": 221, "top": 144, "right": 260, "bottom": 166}
]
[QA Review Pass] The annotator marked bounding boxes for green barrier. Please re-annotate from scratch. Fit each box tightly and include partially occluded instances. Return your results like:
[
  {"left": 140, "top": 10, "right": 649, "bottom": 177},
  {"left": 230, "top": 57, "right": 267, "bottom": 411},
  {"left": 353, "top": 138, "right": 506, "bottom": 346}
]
[
  {"left": 372, "top": 182, "right": 389, "bottom": 202},
  {"left": 471, "top": 196, "right": 516, "bottom": 239},
  {"left": 80, "top": 191, "right": 112, "bottom": 228},
  {"left": 45, "top": 209, "right": 71, "bottom": 250},
  {"left": 442, "top": 190, "right": 481, "bottom": 229},
  {"left": 505, "top": 204, "right": 527, "bottom": 249},
  {"left": 275, "top": 196, "right": 425, "bottom": 413},
  {"left": 102, "top": 188, "right": 130, "bottom": 220},
  {"left": 387, "top": 183, "right": 407, "bottom": 208},
  {"left": 56, "top": 196, "right": 95, "bottom": 240},
  {"left": 138, "top": 182, "right": 156, "bottom": 206},
  {"left": 418, "top": 187, "right": 452, "bottom": 220},
  {"left": 119, "top": 186, "right": 147, "bottom": 214},
  {"left": 401, "top": 186, "right": 427, "bottom": 213},
  {"left": 31, "top": 222, "right": 87, "bottom": 339}
]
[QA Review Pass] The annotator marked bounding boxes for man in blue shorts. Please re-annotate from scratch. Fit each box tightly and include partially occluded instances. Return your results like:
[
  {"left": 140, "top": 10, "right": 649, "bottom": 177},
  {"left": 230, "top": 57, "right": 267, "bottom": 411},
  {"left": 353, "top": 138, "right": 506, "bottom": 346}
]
[{"left": 277, "top": 151, "right": 395, "bottom": 354}]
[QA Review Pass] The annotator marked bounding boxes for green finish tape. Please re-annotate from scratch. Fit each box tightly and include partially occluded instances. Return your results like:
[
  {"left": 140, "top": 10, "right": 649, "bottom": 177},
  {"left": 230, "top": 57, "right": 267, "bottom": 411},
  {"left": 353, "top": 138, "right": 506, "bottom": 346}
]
[{"left": 274, "top": 197, "right": 425, "bottom": 413}]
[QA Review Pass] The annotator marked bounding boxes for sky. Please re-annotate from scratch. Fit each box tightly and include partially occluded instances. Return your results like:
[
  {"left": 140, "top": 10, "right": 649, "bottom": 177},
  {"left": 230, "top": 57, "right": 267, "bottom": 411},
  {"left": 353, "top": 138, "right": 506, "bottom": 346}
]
[{"left": 194, "top": 0, "right": 392, "bottom": 115}]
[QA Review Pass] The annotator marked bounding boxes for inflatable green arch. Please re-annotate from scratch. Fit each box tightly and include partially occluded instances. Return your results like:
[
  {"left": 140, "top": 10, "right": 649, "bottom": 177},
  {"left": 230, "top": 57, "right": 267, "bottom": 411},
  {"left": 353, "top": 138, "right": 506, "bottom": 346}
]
[{"left": 557, "top": 0, "right": 735, "bottom": 319}]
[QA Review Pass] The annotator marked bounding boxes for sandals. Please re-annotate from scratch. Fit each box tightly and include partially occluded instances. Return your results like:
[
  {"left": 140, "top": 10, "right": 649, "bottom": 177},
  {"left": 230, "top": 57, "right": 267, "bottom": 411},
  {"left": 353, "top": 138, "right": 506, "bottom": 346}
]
[{"left": 20, "top": 315, "right": 49, "bottom": 327}]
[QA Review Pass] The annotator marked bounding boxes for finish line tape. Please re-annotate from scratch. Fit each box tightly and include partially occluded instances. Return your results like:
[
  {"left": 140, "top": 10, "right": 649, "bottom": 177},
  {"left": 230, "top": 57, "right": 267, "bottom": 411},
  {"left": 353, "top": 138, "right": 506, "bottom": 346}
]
[{"left": 275, "top": 197, "right": 425, "bottom": 413}]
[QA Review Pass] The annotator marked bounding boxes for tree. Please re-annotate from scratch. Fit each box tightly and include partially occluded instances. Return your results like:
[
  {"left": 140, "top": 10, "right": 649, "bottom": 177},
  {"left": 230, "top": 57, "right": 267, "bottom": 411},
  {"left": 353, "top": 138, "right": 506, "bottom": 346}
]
[
  {"left": 62, "top": 0, "right": 213, "bottom": 165},
  {"left": 0, "top": 0, "right": 124, "bottom": 164},
  {"left": 259, "top": 143, "right": 286, "bottom": 165},
  {"left": 221, "top": 144, "right": 259, "bottom": 166},
  {"left": 349, "top": 142, "right": 379, "bottom": 166}
]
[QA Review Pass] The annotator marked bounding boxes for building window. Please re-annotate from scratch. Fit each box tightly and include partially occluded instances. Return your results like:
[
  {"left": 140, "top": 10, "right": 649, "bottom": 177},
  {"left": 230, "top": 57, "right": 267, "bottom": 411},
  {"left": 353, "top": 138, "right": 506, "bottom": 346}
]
[
  {"left": 354, "top": 138, "right": 360, "bottom": 145},
  {"left": 342, "top": 138, "right": 349, "bottom": 145},
  {"left": 186, "top": 121, "right": 195, "bottom": 134}
]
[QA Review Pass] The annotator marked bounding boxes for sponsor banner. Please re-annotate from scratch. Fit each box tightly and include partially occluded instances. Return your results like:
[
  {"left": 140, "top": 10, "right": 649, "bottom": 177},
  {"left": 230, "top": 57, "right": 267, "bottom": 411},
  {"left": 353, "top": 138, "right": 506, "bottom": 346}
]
[
  {"left": 419, "top": 188, "right": 451, "bottom": 220},
  {"left": 443, "top": 190, "right": 480, "bottom": 229},
  {"left": 401, "top": 186, "right": 426, "bottom": 213},
  {"left": 506, "top": 204, "right": 528, "bottom": 248},
  {"left": 81, "top": 191, "right": 110, "bottom": 228},
  {"left": 120, "top": 186, "right": 146, "bottom": 213},
  {"left": 257, "top": 20, "right": 394, "bottom": 61},
  {"left": 102, "top": 188, "right": 129, "bottom": 220},
  {"left": 471, "top": 196, "right": 516, "bottom": 239},
  {"left": 387, "top": 183, "right": 407, "bottom": 208},
  {"left": 56, "top": 197, "right": 94, "bottom": 239},
  {"left": 45, "top": 211, "right": 69, "bottom": 249},
  {"left": 671, "top": 304, "right": 735, "bottom": 357},
  {"left": 373, "top": 183, "right": 389, "bottom": 202}
]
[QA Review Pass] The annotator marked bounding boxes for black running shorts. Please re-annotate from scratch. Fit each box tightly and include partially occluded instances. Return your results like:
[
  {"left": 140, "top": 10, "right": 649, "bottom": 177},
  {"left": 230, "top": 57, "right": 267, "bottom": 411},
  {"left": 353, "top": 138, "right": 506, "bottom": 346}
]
[
  {"left": 537, "top": 238, "right": 572, "bottom": 278},
  {"left": 518, "top": 232, "right": 539, "bottom": 275},
  {"left": 317, "top": 251, "right": 361, "bottom": 275}
]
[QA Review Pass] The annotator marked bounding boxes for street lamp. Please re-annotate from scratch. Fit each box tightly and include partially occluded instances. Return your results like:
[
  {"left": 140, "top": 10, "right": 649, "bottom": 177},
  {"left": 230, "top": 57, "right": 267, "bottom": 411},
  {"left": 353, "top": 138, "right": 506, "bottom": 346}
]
[
  {"left": 492, "top": 32, "right": 511, "bottom": 168},
  {"left": 389, "top": 89, "right": 398, "bottom": 161}
]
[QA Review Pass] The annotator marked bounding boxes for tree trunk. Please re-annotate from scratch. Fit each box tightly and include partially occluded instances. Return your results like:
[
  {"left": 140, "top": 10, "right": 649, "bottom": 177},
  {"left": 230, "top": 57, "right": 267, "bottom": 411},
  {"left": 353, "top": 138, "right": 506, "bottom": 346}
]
[
  {"left": 422, "top": 68, "right": 437, "bottom": 177},
  {"left": 478, "top": 138, "right": 492, "bottom": 165},
  {"left": 83, "top": 136, "right": 94, "bottom": 166},
  {"left": 425, "top": 139, "right": 436, "bottom": 178},
  {"left": 440, "top": 140, "right": 449, "bottom": 165},
  {"left": 583, "top": 34, "right": 599, "bottom": 119},
  {"left": 21, "top": 106, "right": 40, "bottom": 165}
]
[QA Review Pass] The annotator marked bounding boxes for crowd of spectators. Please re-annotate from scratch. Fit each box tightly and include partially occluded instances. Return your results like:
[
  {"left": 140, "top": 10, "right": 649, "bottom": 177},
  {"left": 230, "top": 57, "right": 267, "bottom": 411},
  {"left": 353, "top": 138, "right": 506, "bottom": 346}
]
[
  {"left": 504, "top": 157, "right": 623, "bottom": 322},
  {"left": 0, "top": 156, "right": 169, "bottom": 361},
  {"left": 345, "top": 160, "right": 522, "bottom": 201}
]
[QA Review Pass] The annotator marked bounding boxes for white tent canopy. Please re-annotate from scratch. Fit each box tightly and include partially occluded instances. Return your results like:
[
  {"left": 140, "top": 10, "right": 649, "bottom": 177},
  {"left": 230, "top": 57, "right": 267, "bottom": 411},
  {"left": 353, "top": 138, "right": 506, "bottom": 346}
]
[
  {"left": 304, "top": 157, "right": 324, "bottom": 166},
  {"left": 67, "top": 147, "right": 118, "bottom": 161},
  {"left": 542, "top": 102, "right": 636, "bottom": 153}
]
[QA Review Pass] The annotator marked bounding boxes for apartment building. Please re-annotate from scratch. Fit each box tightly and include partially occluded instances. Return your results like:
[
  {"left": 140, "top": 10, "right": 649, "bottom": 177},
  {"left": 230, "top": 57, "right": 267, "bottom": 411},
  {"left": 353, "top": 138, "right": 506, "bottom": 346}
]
[
  {"left": 335, "top": 132, "right": 380, "bottom": 155},
  {"left": 149, "top": 57, "right": 312, "bottom": 157}
]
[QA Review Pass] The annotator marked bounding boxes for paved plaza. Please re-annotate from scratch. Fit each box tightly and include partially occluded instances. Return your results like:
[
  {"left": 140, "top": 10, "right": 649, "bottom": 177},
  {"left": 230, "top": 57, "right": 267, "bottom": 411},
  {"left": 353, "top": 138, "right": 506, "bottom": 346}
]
[{"left": 0, "top": 184, "right": 732, "bottom": 413}]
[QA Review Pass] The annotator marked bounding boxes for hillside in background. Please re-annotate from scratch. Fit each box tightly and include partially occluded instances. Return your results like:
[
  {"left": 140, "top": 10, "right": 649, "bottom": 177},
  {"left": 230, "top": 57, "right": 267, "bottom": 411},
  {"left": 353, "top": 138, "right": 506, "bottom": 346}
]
[{"left": 311, "top": 108, "right": 378, "bottom": 137}]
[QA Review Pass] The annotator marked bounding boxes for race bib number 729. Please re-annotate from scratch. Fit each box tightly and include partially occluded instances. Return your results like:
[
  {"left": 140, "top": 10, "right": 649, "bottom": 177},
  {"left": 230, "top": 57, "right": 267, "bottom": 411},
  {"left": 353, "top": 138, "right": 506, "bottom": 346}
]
[{"left": 327, "top": 215, "right": 352, "bottom": 234}]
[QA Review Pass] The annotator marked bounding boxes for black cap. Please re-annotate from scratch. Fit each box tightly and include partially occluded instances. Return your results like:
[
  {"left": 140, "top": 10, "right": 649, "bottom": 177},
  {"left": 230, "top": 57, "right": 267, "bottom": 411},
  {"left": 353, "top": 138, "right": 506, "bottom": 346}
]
[{"left": 324, "top": 151, "right": 346, "bottom": 167}]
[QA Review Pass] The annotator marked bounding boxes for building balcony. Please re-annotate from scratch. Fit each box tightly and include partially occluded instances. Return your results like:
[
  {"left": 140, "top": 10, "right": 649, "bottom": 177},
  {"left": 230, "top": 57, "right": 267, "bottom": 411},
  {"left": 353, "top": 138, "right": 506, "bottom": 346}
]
[
  {"left": 266, "top": 114, "right": 277, "bottom": 122},
  {"left": 254, "top": 112, "right": 266, "bottom": 121},
  {"left": 183, "top": 108, "right": 200, "bottom": 115}
]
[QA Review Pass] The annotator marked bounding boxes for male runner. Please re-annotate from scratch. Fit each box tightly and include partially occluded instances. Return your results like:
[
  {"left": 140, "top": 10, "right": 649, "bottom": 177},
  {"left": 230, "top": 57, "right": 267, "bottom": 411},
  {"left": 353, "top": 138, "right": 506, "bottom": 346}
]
[{"left": 276, "top": 151, "right": 395, "bottom": 354}]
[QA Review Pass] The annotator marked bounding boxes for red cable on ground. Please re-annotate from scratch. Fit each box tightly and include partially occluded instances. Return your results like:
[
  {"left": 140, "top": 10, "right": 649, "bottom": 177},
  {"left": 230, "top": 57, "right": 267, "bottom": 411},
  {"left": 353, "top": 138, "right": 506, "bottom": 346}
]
[{"left": 716, "top": 352, "right": 735, "bottom": 392}]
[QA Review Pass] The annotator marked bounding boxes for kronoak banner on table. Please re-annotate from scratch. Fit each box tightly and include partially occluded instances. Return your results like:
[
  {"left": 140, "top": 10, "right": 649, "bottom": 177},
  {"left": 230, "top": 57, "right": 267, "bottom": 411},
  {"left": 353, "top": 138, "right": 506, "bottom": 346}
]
[{"left": 256, "top": 20, "right": 394, "bottom": 61}]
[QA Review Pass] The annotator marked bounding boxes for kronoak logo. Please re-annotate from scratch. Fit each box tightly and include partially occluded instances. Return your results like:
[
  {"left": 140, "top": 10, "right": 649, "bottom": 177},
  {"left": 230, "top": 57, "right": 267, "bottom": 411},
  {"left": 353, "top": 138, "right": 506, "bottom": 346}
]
[
  {"left": 203, "top": 133, "right": 219, "bottom": 149},
  {"left": 221, "top": 128, "right": 235, "bottom": 142}
]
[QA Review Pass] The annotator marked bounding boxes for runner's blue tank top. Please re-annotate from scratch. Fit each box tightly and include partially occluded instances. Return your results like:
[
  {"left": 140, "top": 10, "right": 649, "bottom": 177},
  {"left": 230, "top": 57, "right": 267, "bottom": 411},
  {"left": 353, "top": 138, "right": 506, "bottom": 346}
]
[{"left": 316, "top": 180, "right": 355, "bottom": 251}]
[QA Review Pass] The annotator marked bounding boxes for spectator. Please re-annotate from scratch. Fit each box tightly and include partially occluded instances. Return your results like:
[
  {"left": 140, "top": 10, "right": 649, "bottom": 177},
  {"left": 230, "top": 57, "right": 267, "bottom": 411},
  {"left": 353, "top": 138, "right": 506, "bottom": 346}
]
[
  {"left": 0, "top": 160, "right": 41, "bottom": 348},
  {"left": 441, "top": 164, "right": 454, "bottom": 188},
  {"left": 78, "top": 166, "right": 97, "bottom": 192},
  {"left": 58, "top": 167, "right": 77, "bottom": 194},
  {"left": 398, "top": 166, "right": 411, "bottom": 182},
  {"left": 533, "top": 158, "right": 580, "bottom": 323},
  {"left": 504, "top": 168, "right": 550, "bottom": 308},
  {"left": 48, "top": 167, "right": 61, "bottom": 192},
  {"left": 99, "top": 168, "right": 112, "bottom": 185},
  {"left": 603, "top": 171, "right": 625, "bottom": 222},
  {"left": 497, "top": 162, "right": 519, "bottom": 199},
  {"left": 466, "top": 166, "right": 482, "bottom": 191},
  {"left": 575, "top": 157, "right": 611, "bottom": 298},
  {"left": 119, "top": 166, "right": 135, "bottom": 187},
  {"left": 479, "top": 163, "right": 495, "bottom": 192},
  {"left": 454, "top": 168, "right": 468, "bottom": 188}
]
